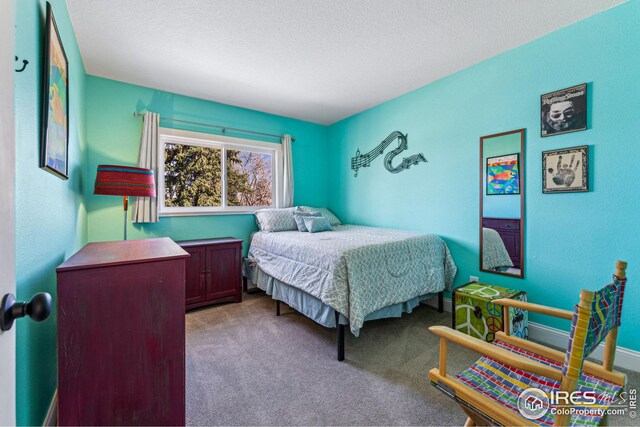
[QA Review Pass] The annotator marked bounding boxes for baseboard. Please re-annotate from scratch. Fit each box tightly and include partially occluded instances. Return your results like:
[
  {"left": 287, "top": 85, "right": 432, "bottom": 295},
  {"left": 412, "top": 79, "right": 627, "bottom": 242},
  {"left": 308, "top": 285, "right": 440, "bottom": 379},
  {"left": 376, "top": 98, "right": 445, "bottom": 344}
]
[
  {"left": 43, "top": 389, "right": 57, "bottom": 426},
  {"left": 527, "top": 321, "right": 640, "bottom": 372},
  {"left": 424, "top": 295, "right": 640, "bottom": 373}
]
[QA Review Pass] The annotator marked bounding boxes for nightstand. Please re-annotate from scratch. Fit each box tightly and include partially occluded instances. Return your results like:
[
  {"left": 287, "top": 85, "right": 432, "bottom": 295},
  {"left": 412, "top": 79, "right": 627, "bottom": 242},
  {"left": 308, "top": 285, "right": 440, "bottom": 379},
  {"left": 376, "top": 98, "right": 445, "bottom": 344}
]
[{"left": 452, "top": 282, "right": 528, "bottom": 342}]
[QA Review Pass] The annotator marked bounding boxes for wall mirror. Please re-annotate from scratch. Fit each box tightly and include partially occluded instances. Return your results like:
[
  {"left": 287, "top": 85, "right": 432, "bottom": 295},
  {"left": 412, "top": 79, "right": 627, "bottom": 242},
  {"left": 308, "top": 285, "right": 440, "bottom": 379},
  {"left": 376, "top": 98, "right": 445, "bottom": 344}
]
[{"left": 480, "top": 129, "right": 524, "bottom": 278}]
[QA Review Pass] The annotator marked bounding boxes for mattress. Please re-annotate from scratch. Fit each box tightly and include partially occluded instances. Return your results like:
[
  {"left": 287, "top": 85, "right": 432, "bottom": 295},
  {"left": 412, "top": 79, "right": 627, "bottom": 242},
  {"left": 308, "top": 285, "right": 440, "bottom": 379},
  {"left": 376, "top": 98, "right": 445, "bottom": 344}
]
[{"left": 248, "top": 224, "right": 457, "bottom": 335}]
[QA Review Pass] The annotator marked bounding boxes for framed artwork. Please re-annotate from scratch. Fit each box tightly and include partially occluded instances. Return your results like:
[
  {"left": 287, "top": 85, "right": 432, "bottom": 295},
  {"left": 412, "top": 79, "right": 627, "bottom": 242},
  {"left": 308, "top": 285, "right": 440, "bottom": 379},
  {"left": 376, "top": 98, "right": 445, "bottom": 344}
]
[
  {"left": 486, "top": 153, "right": 520, "bottom": 195},
  {"left": 542, "top": 145, "right": 589, "bottom": 194},
  {"left": 40, "top": 2, "right": 69, "bottom": 180},
  {"left": 541, "top": 83, "right": 587, "bottom": 137}
]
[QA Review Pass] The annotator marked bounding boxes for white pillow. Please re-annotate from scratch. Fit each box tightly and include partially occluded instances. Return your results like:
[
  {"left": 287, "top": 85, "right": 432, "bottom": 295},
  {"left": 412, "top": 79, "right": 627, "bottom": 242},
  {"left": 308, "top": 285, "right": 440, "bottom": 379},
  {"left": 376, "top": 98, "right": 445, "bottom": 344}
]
[{"left": 254, "top": 207, "right": 299, "bottom": 232}]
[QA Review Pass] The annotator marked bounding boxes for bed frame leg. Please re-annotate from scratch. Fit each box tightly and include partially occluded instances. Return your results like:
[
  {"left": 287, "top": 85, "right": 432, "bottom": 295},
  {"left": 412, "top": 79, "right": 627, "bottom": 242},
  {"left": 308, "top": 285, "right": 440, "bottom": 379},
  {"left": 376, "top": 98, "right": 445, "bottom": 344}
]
[
  {"left": 335, "top": 311, "right": 345, "bottom": 361},
  {"left": 438, "top": 291, "right": 444, "bottom": 313},
  {"left": 276, "top": 300, "right": 281, "bottom": 316},
  {"left": 242, "top": 277, "right": 248, "bottom": 292}
]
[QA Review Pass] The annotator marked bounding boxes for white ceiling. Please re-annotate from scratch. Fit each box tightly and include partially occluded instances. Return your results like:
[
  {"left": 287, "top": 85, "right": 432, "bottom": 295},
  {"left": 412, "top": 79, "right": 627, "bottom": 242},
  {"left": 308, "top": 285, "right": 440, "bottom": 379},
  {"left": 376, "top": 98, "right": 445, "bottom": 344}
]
[{"left": 67, "top": 0, "right": 625, "bottom": 125}]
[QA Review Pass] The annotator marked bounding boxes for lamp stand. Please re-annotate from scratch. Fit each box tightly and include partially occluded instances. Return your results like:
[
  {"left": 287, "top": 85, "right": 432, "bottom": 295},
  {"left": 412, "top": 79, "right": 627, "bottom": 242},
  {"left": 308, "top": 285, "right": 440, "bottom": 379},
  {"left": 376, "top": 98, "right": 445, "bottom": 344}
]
[{"left": 123, "top": 196, "right": 128, "bottom": 240}]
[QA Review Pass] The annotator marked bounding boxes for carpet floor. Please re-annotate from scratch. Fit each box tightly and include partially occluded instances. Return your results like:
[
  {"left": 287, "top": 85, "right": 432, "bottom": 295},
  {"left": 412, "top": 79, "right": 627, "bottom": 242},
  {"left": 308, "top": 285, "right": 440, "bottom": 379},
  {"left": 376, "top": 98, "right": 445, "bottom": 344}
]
[{"left": 186, "top": 292, "right": 639, "bottom": 426}]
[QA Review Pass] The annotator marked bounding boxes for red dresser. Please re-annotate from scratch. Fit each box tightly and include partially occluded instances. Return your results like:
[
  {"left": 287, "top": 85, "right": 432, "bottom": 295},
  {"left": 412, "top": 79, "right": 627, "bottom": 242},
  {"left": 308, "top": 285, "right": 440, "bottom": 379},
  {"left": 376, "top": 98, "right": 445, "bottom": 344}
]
[
  {"left": 179, "top": 237, "right": 242, "bottom": 311},
  {"left": 56, "top": 238, "right": 188, "bottom": 426}
]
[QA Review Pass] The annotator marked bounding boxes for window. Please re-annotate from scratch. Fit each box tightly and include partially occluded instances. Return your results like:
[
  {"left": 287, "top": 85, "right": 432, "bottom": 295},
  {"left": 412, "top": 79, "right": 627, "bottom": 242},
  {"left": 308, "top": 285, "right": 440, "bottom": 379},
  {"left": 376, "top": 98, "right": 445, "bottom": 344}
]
[{"left": 158, "top": 128, "right": 281, "bottom": 216}]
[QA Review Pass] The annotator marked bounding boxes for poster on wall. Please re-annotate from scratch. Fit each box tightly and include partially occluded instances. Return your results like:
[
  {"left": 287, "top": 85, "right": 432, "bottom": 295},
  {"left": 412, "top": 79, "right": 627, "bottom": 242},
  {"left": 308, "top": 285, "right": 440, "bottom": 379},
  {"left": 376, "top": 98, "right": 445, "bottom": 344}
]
[
  {"left": 40, "top": 2, "right": 69, "bottom": 180},
  {"left": 540, "top": 83, "right": 587, "bottom": 137},
  {"left": 542, "top": 145, "right": 589, "bottom": 193},
  {"left": 486, "top": 153, "right": 520, "bottom": 195}
]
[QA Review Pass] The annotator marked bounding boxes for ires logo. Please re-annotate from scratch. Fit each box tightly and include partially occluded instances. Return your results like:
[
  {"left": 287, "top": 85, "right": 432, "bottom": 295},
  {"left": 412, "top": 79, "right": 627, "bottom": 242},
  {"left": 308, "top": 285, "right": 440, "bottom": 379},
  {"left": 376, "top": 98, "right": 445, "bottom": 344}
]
[
  {"left": 518, "top": 388, "right": 597, "bottom": 420},
  {"left": 518, "top": 389, "right": 550, "bottom": 420}
]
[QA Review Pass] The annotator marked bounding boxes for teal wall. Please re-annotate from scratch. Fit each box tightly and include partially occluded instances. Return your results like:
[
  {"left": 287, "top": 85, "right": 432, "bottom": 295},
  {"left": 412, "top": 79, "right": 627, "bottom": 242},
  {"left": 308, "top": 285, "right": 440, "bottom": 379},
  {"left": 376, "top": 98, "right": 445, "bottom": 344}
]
[
  {"left": 85, "top": 76, "right": 329, "bottom": 250},
  {"left": 328, "top": 1, "right": 639, "bottom": 351},
  {"left": 482, "top": 132, "right": 521, "bottom": 219},
  {"left": 14, "top": 0, "right": 87, "bottom": 424}
]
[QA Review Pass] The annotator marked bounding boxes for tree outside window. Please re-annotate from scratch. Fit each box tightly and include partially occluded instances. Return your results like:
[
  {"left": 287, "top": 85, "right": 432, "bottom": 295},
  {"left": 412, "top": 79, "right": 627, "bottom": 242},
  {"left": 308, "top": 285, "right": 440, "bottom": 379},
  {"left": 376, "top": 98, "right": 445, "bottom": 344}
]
[{"left": 164, "top": 143, "right": 273, "bottom": 209}]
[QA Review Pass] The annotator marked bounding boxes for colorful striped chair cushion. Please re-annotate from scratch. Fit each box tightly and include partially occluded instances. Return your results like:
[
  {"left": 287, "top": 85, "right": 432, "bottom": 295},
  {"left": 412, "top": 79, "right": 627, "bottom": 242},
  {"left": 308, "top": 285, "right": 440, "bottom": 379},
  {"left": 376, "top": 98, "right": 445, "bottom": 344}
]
[{"left": 453, "top": 340, "right": 622, "bottom": 426}]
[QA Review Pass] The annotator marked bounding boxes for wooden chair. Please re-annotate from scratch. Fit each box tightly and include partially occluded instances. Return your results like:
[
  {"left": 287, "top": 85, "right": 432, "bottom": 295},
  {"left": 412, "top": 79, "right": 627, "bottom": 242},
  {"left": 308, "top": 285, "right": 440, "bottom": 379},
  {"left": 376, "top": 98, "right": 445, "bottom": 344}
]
[{"left": 428, "top": 261, "right": 628, "bottom": 426}]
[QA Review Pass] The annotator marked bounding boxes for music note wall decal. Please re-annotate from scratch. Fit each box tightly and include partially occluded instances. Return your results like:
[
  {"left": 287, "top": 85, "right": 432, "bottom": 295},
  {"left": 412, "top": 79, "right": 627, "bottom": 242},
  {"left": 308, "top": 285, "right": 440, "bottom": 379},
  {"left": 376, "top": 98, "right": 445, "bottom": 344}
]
[{"left": 351, "top": 131, "right": 427, "bottom": 177}]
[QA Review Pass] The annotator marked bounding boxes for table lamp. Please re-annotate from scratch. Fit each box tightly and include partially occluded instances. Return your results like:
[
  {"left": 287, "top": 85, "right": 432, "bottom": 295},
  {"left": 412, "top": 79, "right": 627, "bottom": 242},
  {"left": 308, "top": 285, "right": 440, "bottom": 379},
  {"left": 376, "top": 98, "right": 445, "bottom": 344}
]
[{"left": 94, "top": 165, "right": 156, "bottom": 240}]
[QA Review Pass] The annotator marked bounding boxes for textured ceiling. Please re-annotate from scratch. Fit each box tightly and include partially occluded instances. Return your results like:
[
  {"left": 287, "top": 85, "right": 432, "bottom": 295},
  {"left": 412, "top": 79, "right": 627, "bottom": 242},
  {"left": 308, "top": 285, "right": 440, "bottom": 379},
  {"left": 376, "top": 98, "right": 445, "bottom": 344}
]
[{"left": 67, "top": 0, "right": 625, "bottom": 125}]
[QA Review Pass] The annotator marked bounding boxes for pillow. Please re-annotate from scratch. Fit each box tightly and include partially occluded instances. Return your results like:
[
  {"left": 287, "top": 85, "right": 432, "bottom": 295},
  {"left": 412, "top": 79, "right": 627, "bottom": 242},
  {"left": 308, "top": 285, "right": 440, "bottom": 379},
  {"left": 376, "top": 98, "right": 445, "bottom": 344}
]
[
  {"left": 299, "top": 206, "right": 341, "bottom": 226},
  {"left": 303, "top": 216, "right": 333, "bottom": 233},
  {"left": 254, "top": 207, "right": 299, "bottom": 232},
  {"left": 294, "top": 211, "right": 322, "bottom": 232}
]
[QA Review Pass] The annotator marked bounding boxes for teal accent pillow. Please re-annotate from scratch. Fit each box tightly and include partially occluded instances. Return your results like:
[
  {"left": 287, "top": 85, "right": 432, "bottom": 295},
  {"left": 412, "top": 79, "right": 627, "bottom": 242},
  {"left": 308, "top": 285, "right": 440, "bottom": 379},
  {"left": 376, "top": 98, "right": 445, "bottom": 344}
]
[
  {"left": 294, "top": 211, "right": 321, "bottom": 232},
  {"left": 254, "top": 207, "right": 299, "bottom": 232},
  {"left": 299, "top": 206, "right": 342, "bottom": 226},
  {"left": 303, "top": 216, "right": 333, "bottom": 233}
]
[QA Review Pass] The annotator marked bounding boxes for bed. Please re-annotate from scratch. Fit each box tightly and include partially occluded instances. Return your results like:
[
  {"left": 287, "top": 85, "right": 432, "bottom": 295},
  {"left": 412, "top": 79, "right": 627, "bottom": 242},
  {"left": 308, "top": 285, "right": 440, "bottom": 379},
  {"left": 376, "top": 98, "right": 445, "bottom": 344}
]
[
  {"left": 482, "top": 227, "right": 514, "bottom": 272},
  {"left": 246, "top": 224, "right": 457, "bottom": 360}
]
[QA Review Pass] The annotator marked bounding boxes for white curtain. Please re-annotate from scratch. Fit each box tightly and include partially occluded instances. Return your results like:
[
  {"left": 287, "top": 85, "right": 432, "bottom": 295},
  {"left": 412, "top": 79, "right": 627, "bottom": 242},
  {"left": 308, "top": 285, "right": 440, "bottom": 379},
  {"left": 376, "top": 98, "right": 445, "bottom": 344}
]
[
  {"left": 280, "top": 134, "right": 294, "bottom": 208},
  {"left": 132, "top": 112, "right": 159, "bottom": 223}
]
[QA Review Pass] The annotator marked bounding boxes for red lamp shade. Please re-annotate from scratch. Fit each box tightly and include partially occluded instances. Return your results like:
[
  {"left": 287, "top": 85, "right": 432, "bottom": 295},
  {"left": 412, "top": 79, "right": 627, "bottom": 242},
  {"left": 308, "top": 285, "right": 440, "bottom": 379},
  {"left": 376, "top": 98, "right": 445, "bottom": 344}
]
[{"left": 94, "top": 165, "right": 156, "bottom": 198}]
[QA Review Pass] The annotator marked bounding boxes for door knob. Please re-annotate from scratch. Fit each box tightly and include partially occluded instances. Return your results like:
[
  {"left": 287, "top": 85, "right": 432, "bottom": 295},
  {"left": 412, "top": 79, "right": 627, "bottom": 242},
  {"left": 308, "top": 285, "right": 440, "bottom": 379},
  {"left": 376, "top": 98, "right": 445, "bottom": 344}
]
[{"left": 1, "top": 292, "right": 52, "bottom": 331}]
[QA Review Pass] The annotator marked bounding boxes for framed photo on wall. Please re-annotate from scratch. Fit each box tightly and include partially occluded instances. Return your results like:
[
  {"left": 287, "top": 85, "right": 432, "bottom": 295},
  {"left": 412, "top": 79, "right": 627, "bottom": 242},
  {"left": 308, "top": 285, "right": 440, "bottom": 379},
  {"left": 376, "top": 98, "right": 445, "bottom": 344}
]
[
  {"left": 542, "top": 145, "right": 589, "bottom": 193},
  {"left": 40, "top": 2, "right": 69, "bottom": 180},
  {"left": 541, "top": 83, "right": 587, "bottom": 137},
  {"left": 486, "top": 153, "right": 520, "bottom": 195}
]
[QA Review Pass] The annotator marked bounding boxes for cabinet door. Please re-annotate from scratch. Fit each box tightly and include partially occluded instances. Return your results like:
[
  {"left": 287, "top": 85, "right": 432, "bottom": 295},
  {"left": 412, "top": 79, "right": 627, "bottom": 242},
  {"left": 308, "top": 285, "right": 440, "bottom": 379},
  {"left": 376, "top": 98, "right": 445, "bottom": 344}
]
[
  {"left": 184, "top": 246, "right": 207, "bottom": 305},
  {"left": 205, "top": 244, "right": 240, "bottom": 300},
  {"left": 500, "top": 232, "right": 521, "bottom": 267}
]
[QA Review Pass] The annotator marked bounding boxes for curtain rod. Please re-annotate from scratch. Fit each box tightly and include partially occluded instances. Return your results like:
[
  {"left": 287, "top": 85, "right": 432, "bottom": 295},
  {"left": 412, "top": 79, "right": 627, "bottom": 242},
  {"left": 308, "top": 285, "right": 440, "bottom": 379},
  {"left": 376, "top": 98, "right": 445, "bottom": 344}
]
[{"left": 133, "top": 112, "right": 294, "bottom": 141}]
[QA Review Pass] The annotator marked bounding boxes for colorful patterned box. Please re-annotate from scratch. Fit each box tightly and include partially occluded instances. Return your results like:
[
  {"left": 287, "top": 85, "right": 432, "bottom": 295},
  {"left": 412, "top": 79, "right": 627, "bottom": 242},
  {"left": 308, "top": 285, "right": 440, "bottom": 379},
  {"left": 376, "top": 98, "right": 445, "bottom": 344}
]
[{"left": 452, "top": 282, "right": 528, "bottom": 342}]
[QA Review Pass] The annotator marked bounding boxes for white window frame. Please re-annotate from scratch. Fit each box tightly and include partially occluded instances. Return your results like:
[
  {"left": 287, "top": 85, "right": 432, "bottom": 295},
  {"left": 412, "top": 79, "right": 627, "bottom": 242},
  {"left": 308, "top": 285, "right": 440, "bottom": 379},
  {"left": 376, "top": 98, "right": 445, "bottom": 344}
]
[{"left": 158, "top": 127, "right": 282, "bottom": 216}]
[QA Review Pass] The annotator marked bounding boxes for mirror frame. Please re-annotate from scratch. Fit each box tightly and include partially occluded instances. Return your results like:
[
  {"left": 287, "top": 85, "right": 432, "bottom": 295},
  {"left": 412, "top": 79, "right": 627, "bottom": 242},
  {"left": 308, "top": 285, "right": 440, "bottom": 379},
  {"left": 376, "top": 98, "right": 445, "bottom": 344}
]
[{"left": 479, "top": 128, "right": 525, "bottom": 279}]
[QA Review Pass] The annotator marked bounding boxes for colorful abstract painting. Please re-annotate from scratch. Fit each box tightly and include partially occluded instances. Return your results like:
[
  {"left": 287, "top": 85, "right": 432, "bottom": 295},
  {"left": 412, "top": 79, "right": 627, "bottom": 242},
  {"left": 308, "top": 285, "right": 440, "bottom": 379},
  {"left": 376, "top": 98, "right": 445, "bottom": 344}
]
[
  {"left": 486, "top": 153, "right": 520, "bottom": 195},
  {"left": 40, "top": 3, "right": 69, "bottom": 180}
]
